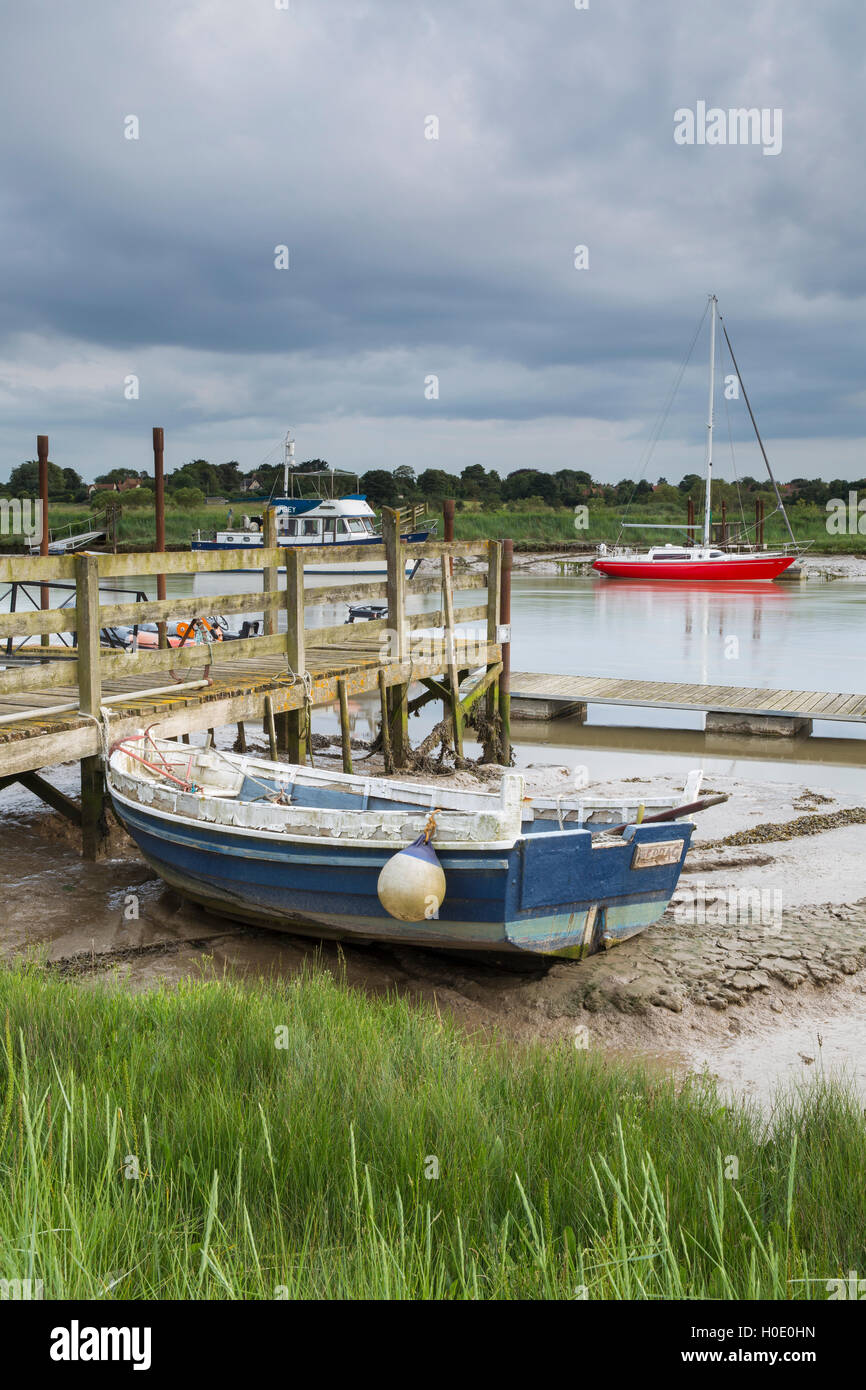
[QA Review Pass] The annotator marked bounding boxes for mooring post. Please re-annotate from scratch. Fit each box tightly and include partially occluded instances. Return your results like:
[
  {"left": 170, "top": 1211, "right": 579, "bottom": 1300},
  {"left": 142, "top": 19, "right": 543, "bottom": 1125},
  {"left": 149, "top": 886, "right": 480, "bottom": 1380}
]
[
  {"left": 75, "top": 553, "right": 107, "bottom": 858},
  {"left": 382, "top": 507, "right": 409, "bottom": 766},
  {"left": 483, "top": 539, "right": 502, "bottom": 760},
  {"left": 263, "top": 507, "right": 278, "bottom": 636},
  {"left": 377, "top": 668, "right": 393, "bottom": 773},
  {"left": 338, "top": 678, "right": 353, "bottom": 774},
  {"left": 443, "top": 497, "right": 455, "bottom": 577},
  {"left": 153, "top": 427, "right": 167, "bottom": 649},
  {"left": 284, "top": 548, "right": 307, "bottom": 764},
  {"left": 38, "top": 435, "right": 50, "bottom": 647},
  {"left": 687, "top": 495, "right": 695, "bottom": 545},
  {"left": 264, "top": 695, "right": 278, "bottom": 762},
  {"left": 499, "top": 538, "right": 512, "bottom": 764},
  {"left": 440, "top": 553, "right": 463, "bottom": 757}
]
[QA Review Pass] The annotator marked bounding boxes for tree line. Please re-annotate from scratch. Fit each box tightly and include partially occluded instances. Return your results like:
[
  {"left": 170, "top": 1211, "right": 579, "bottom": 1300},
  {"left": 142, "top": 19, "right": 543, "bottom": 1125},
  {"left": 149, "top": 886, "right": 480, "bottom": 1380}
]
[{"left": 2, "top": 456, "right": 865, "bottom": 511}]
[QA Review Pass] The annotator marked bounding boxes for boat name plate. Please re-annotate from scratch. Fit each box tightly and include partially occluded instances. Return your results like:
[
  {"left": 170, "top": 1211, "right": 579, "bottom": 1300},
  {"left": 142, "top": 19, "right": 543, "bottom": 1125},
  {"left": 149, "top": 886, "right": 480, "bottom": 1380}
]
[{"left": 630, "top": 840, "right": 682, "bottom": 869}]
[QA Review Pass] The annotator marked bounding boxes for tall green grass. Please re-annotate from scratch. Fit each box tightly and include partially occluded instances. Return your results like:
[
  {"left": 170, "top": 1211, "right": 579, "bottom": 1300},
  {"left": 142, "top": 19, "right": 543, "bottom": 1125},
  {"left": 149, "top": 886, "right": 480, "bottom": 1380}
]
[
  {"left": 35, "top": 500, "right": 866, "bottom": 551},
  {"left": 0, "top": 961, "right": 862, "bottom": 1299}
]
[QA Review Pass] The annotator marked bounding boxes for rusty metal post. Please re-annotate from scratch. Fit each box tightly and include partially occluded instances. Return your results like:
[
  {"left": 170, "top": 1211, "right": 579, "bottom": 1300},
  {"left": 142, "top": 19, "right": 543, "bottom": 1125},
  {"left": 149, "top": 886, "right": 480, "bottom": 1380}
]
[
  {"left": 153, "top": 427, "right": 167, "bottom": 648},
  {"left": 38, "top": 435, "right": 50, "bottom": 645},
  {"left": 499, "top": 538, "right": 512, "bottom": 763}
]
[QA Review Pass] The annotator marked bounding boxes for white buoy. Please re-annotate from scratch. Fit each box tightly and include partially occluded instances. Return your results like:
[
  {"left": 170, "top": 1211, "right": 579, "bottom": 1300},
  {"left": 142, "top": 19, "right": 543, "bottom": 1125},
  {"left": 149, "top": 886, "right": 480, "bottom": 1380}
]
[{"left": 377, "top": 831, "right": 446, "bottom": 923}]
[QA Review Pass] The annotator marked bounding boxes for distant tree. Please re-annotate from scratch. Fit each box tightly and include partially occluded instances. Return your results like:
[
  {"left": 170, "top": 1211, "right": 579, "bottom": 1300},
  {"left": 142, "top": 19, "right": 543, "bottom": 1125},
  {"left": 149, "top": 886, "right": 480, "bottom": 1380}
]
[
  {"left": 95, "top": 468, "right": 140, "bottom": 485},
  {"left": 171, "top": 486, "right": 205, "bottom": 509},
  {"left": 417, "top": 468, "right": 455, "bottom": 499},
  {"left": 678, "top": 473, "right": 703, "bottom": 494},
  {"left": 360, "top": 469, "right": 399, "bottom": 507},
  {"left": 8, "top": 460, "right": 67, "bottom": 498}
]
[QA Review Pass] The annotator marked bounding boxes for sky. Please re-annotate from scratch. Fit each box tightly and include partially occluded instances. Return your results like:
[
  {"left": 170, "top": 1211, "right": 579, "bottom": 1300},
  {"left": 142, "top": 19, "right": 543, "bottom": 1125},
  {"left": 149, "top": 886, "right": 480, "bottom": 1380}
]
[{"left": 0, "top": 0, "right": 863, "bottom": 486}]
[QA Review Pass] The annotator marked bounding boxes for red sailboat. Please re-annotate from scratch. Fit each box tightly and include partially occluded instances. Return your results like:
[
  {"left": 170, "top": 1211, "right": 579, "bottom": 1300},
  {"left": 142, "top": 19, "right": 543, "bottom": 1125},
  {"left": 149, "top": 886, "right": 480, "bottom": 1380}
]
[{"left": 593, "top": 296, "right": 800, "bottom": 583}]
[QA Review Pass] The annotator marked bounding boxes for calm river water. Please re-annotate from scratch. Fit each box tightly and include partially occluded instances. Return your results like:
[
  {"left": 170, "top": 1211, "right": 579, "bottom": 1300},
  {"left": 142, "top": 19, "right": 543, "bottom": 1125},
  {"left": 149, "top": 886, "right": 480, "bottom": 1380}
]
[{"left": 183, "top": 568, "right": 866, "bottom": 795}]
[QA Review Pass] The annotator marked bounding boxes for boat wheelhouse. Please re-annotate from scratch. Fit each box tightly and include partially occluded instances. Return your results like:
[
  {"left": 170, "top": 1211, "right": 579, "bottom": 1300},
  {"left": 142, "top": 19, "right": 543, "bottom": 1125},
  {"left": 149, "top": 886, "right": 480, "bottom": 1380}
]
[{"left": 191, "top": 433, "right": 433, "bottom": 574}]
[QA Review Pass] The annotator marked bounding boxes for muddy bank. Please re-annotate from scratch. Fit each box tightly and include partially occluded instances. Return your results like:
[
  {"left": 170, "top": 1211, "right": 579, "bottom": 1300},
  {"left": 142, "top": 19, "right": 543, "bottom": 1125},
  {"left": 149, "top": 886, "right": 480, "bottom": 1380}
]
[{"left": 1, "top": 754, "right": 865, "bottom": 1100}]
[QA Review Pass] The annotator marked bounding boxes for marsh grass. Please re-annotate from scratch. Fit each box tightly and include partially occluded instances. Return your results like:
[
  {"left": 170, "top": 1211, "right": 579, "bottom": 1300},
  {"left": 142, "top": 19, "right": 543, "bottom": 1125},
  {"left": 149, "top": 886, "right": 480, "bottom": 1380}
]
[
  {"left": 0, "top": 961, "right": 862, "bottom": 1299},
  {"left": 41, "top": 501, "right": 866, "bottom": 552}
]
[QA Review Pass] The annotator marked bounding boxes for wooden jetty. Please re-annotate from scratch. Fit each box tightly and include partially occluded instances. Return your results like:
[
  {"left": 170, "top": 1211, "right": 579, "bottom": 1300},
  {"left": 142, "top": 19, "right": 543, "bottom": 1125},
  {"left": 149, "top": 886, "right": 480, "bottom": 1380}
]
[
  {"left": 0, "top": 516, "right": 511, "bottom": 857},
  {"left": 510, "top": 672, "right": 866, "bottom": 738}
]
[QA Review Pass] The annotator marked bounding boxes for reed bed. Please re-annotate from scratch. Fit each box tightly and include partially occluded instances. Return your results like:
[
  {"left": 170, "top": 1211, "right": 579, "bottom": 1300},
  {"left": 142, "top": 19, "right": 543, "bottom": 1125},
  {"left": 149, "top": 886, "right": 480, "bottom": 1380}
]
[
  {"left": 38, "top": 501, "right": 866, "bottom": 551},
  {"left": 0, "top": 960, "right": 862, "bottom": 1299}
]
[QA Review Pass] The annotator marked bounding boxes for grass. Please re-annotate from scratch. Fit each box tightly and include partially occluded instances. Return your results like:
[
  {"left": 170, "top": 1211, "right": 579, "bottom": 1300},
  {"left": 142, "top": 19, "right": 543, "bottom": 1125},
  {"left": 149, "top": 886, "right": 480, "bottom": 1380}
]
[
  {"left": 34, "top": 499, "right": 866, "bottom": 554},
  {"left": 0, "top": 958, "right": 863, "bottom": 1299}
]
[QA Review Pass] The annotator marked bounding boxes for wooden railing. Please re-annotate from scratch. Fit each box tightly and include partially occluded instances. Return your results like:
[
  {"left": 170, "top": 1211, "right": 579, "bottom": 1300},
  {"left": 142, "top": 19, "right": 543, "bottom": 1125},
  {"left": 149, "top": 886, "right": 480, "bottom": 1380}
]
[{"left": 0, "top": 510, "right": 508, "bottom": 768}]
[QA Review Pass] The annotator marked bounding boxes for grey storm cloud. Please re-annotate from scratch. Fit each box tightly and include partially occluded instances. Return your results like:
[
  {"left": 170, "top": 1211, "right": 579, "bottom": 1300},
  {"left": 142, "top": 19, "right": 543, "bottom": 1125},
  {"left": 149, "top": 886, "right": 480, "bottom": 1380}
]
[{"left": 0, "top": 0, "right": 863, "bottom": 481}]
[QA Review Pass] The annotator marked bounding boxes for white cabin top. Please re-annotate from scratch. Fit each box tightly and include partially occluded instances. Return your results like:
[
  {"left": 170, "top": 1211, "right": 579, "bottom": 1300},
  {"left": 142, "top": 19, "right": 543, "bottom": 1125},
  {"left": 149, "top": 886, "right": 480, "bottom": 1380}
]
[{"left": 645, "top": 544, "right": 726, "bottom": 561}]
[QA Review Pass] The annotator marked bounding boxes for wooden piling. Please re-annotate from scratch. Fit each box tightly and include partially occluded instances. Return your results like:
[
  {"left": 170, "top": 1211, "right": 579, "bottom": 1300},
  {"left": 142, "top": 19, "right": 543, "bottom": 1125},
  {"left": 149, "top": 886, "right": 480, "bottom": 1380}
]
[
  {"left": 378, "top": 668, "right": 393, "bottom": 774},
  {"left": 687, "top": 495, "right": 695, "bottom": 545},
  {"left": 75, "top": 553, "right": 107, "bottom": 858},
  {"left": 236, "top": 720, "right": 247, "bottom": 753},
  {"left": 440, "top": 553, "right": 463, "bottom": 756},
  {"left": 338, "top": 679, "right": 353, "bottom": 774},
  {"left": 382, "top": 508, "right": 408, "bottom": 766},
  {"left": 264, "top": 695, "right": 278, "bottom": 762},
  {"left": 153, "top": 428, "right": 167, "bottom": 649},
  {"left": 499, "top": 538, "right": 512, "bottom": 764},
  {"left": 263, "top": 508, "right": 278, "bottom": 636},
  {"left": 483, "top": 539, "right": 502, "bottom": 760},
  {"left": 284, "top": 548, "right": 306, "bottom": 764}
]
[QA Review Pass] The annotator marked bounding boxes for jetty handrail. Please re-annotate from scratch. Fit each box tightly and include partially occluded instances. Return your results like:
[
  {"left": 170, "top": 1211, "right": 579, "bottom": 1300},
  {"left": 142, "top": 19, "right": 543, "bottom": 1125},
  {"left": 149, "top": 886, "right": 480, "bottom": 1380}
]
[{"left": 0, "top": 529, "right": 503, "bottom": 726}]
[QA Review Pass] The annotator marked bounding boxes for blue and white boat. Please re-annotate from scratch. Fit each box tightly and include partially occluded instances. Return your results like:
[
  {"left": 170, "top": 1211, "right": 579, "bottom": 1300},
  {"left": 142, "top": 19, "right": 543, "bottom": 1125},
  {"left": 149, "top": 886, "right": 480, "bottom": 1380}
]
[
  {"left": 107, "top": 738, "right": 701, "bottom": 958},
  {"left": 190, "top": 432, "right": 433, "bottom": 575}
]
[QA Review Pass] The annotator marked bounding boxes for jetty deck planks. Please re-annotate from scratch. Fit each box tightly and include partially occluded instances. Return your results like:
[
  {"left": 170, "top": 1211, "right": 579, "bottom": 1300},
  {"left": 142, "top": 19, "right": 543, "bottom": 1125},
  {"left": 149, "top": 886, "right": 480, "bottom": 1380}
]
[{"left": 510, "top": 672, "right": 866, "bottom": 724}]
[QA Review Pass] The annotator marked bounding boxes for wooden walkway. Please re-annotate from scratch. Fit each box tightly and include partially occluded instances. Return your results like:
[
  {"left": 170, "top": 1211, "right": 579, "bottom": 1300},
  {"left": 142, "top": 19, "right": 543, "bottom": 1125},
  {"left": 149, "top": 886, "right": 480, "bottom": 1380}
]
[
  {"left": 0, "top": 526, "right": 508, "bottom": 853},
  {"left": 510, "top": 672, "right": 866, "bottom": 725}
]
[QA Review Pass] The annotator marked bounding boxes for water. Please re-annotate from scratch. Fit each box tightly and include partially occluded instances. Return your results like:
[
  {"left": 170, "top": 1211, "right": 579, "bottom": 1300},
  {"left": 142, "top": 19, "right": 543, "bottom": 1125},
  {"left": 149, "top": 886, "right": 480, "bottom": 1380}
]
[
  {"left": 178, "top": 567, "right": 865, "bottom": 794},
  {"left": 3, "top": 569, "right": 864, "bottom": 794}
]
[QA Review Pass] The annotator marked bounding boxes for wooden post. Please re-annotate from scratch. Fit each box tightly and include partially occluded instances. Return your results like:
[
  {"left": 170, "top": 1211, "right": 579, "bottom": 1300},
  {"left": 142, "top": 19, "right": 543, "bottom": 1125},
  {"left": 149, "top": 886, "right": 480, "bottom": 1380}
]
[
  {"left": 440, "top": 553, "right": 463, "bottom": 756},
  {"left": 75, "top": 553, "right": 107, "bottom": 859},
  {"left": 378, "top": 668, "right": 393, "bottom": 774},
  {"left": 263, "top": 507, "right": 278, "bottom": 636},
  {"left": 153, "top": 427, "right": 167, "bottom": 649},
  {"left": 499, "top": 538, "right": 512, "bottom": 764},
  {"left": 483, "top": 540, "right": 502, "bottom": 760},
  {"left": 443, "top": 497, "right": 455, "bottom": 578},
  {"left": 236, "top": 720, "right": 247, "bottom": 753},
  {"left": 720, "top": 498, "right": 727, "bottom": 547},
  {"left": 338, "top": 679, "right": 353, "bottom": 774},
  {"left": 382, "top": 507, "right": 409, "bottom": 765},
  {"left": 284, "top": 548, "right": 306, "bottom": 764},
  {"left": 756, "top": 496, "right": 765, "bottom": 548},
  {"left": 38, "top": 435, "right": 50, "bottom": 647},
  {"left": 264, "top": 695, "right": 278, "bottom": 762},
  {"left": 687, "top": 495, "right": 695, "bottom": 545}
]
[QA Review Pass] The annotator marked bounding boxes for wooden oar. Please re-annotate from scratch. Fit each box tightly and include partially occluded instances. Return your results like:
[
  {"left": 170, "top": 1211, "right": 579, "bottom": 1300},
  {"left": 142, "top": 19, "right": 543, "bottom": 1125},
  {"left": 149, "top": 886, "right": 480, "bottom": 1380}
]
[{"left": 589, "top": 793, "right": 729, "bottom": 838}]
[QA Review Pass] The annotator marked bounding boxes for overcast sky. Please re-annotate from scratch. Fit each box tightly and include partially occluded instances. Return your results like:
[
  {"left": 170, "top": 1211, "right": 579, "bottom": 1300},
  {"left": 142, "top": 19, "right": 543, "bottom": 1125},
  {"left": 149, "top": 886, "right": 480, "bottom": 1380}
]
[{"left": 0, "top": 0, "right": 863, "bottom": 485}]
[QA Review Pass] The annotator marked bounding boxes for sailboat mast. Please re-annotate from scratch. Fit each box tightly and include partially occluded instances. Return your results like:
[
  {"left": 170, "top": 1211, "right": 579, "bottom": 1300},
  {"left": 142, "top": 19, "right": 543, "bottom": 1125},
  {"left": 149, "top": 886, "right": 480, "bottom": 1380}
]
[
  {"left": 702, "top": 294, "right": 717, "bottom": 548},
  {"left": 283, "top": 430, "right": 294, "bottom": 496}
]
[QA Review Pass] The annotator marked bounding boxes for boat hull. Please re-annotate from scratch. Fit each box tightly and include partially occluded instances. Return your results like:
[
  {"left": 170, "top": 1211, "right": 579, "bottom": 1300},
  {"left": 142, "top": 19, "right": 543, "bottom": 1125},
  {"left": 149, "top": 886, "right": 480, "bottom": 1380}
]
[
  {"left": 593, "top": 555, "right": 796, "bottom": 581},
  {"left": 109, "top": 787, "right": 694, "bottom": 958},
  {"left": 190, "top": 531, "right": 430, "bottom": 575}
]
